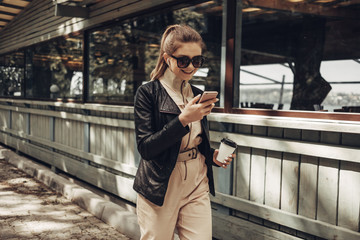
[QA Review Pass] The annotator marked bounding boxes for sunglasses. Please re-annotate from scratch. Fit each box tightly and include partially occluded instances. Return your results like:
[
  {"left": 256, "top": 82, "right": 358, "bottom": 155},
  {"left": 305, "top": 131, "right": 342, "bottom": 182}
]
[{"left": 170, "top": 55, "right": 205, "bottom": 68}]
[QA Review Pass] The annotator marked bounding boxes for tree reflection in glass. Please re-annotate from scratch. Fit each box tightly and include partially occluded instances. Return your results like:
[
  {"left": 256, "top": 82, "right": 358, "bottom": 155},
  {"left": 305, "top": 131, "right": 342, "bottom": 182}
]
[{"left": 0, "top": 52, "right": 24, "bottom": 97}]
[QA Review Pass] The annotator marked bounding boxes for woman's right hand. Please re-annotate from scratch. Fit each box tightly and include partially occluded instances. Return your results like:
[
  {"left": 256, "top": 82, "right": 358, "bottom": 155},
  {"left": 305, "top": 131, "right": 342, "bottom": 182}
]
[{"left": 179, "top": 94, "right": 218, "bottom": 127}]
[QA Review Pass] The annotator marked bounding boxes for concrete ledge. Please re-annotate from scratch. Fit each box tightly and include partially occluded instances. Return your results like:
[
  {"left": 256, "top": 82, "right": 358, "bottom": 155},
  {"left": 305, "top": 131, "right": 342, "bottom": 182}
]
[{"left": 1, "top": 147, "right": 141, "bottom": 240}]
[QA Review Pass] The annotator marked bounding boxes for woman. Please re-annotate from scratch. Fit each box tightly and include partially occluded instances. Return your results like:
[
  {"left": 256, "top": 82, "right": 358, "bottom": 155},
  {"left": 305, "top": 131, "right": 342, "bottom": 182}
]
[{"left": 133, "top": 24, "right": 234, "bottom": 240}]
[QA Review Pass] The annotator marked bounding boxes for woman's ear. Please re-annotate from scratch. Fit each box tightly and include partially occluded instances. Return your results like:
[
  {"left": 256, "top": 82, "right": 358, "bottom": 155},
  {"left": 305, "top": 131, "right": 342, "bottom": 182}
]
[{"left": 163, "top": 53, "right": 170, "bottom": 66}]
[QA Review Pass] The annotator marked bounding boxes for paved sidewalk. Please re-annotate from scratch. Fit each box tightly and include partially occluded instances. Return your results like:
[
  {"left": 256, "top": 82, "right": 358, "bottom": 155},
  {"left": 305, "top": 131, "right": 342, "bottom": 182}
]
[{"left": 0, "top": 150, "right": 131, "bottom": 239}]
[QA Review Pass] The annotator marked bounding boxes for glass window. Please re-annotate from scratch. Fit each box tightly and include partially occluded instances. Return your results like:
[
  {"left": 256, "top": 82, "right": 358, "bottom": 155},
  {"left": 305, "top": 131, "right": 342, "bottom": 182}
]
[
  {"left": 25, "top": 33, "right": 83, "bottom": 100},
  {"left": 88, "top": 1, "right": 224, "bottom": 104},
  {"left": 0, "top": 51, "right": 24, "bottom": 97},
  {"left": 237, "top": 1, "right": 360, "bottom": 112}
]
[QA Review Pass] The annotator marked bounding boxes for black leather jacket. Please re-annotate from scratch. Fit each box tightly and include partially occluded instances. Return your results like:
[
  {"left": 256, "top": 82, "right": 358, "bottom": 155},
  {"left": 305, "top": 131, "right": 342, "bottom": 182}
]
[{"left": 133, "top": 79, "right": 216, "bottom": 206}]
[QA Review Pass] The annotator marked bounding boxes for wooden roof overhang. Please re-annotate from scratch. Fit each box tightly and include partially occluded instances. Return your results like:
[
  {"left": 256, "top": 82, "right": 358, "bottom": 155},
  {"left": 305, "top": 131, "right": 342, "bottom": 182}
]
[
  {"left": 0, "top": 0, "right": 32, "bottom": 31},
  {"left": 0, "top": 0, "right": 103, "bottom": 33}
]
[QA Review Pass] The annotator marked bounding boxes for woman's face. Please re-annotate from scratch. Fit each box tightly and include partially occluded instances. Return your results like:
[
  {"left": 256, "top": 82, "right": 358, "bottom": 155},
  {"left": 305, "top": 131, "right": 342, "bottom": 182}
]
[{"left": 164, "top": 42, "right": 202, "bottom": 81}]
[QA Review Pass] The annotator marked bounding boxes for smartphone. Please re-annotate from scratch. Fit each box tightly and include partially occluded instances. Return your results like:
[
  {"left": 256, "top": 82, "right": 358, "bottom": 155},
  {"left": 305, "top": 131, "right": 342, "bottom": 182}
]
[{"left": 198, "top": 91, "right": 218, "bottom": 103}]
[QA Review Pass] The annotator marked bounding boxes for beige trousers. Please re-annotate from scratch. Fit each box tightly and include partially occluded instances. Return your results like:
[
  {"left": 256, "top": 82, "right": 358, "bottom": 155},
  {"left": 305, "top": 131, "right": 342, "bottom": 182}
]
[{"left": 136, "top": 154, "right": 212, "bottom": 240}]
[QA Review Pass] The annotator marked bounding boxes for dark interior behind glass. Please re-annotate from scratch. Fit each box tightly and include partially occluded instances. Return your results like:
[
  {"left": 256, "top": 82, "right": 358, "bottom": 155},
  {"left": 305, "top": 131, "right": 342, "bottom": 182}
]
[
  {"left": 88, "top": 1, "right": 223, "bottom": 104},
  {"left": 25, "top": 34, "right": 83, "bottom": 100}
]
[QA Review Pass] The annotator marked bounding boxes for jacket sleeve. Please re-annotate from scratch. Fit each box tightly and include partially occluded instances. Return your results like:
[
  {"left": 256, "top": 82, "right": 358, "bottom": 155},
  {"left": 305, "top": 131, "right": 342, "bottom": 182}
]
[{"left": 134, "top": 85, "right": 189, "bottom": 161}]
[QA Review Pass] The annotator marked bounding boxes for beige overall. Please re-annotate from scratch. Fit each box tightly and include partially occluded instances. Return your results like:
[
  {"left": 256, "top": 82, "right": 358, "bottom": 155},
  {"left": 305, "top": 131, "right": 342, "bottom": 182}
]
[{"left": 136, "top": 69, "right": 212, "bottom": 240}]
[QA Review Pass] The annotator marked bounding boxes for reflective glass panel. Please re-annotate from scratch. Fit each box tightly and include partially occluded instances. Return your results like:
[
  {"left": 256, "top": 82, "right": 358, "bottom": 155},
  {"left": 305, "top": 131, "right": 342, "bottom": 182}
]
[
  {"left": 0, "top": 52, "right": 24, "bottom": 97},
  {"left": 88, "top": 1, "right": 223, "bottom": 104},
  {"left": 25, "top": 34, "right": 83, "bottom": 99},
  {"left": 238, "top": 1, "right": 360, "bottom": 112}
]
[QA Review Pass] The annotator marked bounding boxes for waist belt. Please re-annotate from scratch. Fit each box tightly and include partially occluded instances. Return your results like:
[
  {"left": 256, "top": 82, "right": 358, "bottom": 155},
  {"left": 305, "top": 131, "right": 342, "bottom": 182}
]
[{"left": 177, "top": 147, "right": 198, "bottom": 162}]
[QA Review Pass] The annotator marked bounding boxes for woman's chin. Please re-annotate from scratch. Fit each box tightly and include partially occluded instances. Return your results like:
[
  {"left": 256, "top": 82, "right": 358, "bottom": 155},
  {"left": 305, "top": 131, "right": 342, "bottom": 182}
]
[{"left": 180, "top": 71, "right": 195, "bottom": 80}]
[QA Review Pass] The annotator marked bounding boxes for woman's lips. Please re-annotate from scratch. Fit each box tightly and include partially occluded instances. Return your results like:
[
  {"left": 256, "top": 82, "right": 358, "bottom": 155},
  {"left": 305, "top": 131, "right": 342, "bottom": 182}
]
[{"left": 181, "top": 69, "right": 194, "bottom": 74}]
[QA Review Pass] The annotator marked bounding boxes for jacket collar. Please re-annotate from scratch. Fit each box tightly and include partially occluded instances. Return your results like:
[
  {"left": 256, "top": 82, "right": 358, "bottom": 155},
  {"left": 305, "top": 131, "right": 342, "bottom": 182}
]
[
  {"left": 156, "top": 79, "right": 181, "bottom": 114},
  {"left": 159, "top": 69, "right": 193, "bottom": 106},
  {"left": 156, "top": 79, "right": 203, "bottom": 115},
  {"left": 159, "top": 89, "right": 182, "bottom": 114}
]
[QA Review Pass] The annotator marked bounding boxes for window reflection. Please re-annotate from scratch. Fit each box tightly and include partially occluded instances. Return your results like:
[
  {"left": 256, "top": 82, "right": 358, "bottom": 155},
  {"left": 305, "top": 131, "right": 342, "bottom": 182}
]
[
  {"left": 0, "top": 52, "right": 24, "bottom": 97},
  {"left": 240, "top": 63, "right": 293, "bottom": 110},
  {"left": 88, "top": 1, "right": 223, "bottom": 104},
  {"left": 238, "top": 0, "right": 360, "bottom": 112},
  {"left": 321, "top": 60, "right": 360, "bottom": 112},
  {"left": 25, "top": 34, "right": 83, "bottom": 100}
]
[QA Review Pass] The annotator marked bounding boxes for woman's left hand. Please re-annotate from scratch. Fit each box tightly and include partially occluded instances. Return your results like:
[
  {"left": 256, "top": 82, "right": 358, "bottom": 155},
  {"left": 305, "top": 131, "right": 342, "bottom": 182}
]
[{"left": 213, "top": 149, "right": 235, "bottom": 169}]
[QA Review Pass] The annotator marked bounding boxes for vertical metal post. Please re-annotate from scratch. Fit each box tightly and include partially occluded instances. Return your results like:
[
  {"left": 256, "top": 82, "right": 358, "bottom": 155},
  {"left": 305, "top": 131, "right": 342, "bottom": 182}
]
[
  {"left": 220, "top": 0, "right": 227, "bottom": 108},
  {"left": 83, "top": 31, "right": 89, "bottom": 103},
  {"left": 224, "top": 0, "right": 237, "bottom": 112},
  {"left": 233, "top": 0, "right": 243, "bottom": 108}
]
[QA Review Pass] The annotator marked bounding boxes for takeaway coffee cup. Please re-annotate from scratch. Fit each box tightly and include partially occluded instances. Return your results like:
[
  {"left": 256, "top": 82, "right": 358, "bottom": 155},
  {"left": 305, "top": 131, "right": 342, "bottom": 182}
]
[{"left": 216, "top": 138, "right": 237, "bottom": 163}]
